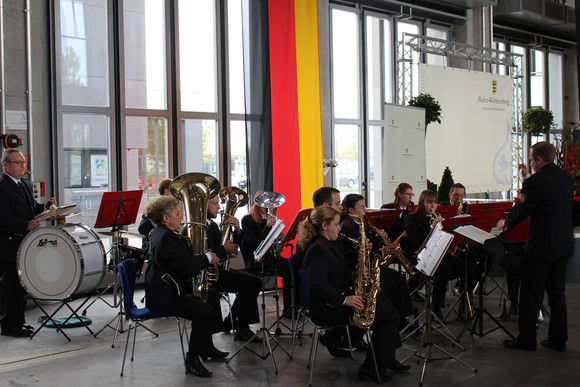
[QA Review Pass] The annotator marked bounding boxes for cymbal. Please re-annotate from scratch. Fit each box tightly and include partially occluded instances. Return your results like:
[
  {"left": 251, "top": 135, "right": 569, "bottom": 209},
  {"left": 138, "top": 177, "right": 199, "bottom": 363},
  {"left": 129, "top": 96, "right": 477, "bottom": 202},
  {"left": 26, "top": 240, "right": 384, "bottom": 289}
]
[{"left": 98, "top": 230, "right": 145, "bottom": 239}]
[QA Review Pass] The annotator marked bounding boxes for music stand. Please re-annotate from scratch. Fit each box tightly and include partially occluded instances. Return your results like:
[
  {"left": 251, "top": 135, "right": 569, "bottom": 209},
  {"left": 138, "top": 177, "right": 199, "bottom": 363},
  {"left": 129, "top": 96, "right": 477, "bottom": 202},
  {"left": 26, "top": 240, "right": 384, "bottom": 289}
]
[
  {"left": 280, "top": 208, "right": 311, "bottom": 252},
  {"left": 227, "top": 219, "right": 291, "bottom": 374},
  {"left": 90, "top": 190, "right": 144, "bottom": 344},
  {"left": 365, "top": 208, "right": 402, "bottom": 231}
]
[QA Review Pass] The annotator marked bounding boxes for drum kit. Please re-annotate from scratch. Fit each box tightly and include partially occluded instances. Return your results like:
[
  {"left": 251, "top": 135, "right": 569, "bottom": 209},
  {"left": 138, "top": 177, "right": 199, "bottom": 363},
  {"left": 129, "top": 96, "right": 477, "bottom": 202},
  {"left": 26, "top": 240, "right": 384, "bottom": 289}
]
[{"left": 16, "top": 201, "right": 147, "bottom": 341}]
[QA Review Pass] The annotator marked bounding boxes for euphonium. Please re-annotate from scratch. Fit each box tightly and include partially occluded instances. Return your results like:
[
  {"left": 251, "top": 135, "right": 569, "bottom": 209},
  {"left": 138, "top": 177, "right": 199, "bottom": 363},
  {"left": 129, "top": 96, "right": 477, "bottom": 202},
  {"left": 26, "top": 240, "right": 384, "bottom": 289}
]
[
  {"left": 219, "top": 186, "right": 249, "bottom": 270},
  {"left": 254, "top": 191, "right": 286, "bottom": 257},
  {"left": 350, "top": 214, "right": 381, "bottom": 329},
  {"left": 364, "top": 216, "right": 416, "bottom": 277},
  {"left": 170, "top": 172, "right": 221, "bottom": 303}
]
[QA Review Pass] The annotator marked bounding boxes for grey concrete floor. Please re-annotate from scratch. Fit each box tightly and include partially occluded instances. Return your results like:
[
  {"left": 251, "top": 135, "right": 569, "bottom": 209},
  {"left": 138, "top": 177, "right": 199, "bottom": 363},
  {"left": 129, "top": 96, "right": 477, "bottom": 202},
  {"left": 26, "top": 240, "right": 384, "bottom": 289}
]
[{"left": 1, "top": 279, "right": 579, "bottom": 387}]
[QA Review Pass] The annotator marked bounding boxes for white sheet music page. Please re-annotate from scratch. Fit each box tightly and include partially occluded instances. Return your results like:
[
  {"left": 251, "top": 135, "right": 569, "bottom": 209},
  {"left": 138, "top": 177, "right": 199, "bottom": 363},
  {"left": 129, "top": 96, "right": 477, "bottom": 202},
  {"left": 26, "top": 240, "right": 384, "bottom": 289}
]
[
  {"left": 416, "top": 223, "right": 454, "bottom": 277},
  {"left": 452, "top": 224, "right": 496, "bottom": 245},
  {"left": 254, "top": 219, "right": 285, "bottom": 262}
]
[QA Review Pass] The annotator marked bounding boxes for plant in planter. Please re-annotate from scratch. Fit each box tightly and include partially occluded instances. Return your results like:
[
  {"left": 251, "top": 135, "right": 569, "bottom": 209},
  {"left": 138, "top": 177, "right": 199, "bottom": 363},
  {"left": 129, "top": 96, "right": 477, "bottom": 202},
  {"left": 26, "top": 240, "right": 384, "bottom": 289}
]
[
  {"left": 438, "top": 166, "right": 454, "bottom": 203},
  {"left": 408, "top": 93, "right": 442, "bottom": 135},
  {"left": 522, "top": 107, "right": 554, "bottom": 136}
]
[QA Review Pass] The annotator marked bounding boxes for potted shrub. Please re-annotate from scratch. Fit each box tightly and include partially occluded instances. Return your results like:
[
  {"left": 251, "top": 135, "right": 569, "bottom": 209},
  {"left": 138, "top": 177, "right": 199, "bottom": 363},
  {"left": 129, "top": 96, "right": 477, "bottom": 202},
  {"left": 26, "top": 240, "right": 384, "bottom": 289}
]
[
  {"left": 408, "top": 93, "right": 442, "bottom": 135},
  {"left": 522, "top": 107, "right": 554, "bottom": 136}
]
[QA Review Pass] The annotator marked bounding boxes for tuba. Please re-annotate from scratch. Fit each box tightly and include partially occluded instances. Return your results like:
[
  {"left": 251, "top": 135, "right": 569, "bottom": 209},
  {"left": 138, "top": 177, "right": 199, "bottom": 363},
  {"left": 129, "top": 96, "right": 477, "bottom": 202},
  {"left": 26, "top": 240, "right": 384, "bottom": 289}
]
[
  {"left": 170, "top": 172, "right": 221, "bottom": 303},
  {"left": 350, "top": 214, "right": 381, "bottom": 328},
  {"left": 254, "top": 191, "right": 286, "bottom": 257},
  {"left": 219, "top": 186, "right": 249, "bottom": 270}
]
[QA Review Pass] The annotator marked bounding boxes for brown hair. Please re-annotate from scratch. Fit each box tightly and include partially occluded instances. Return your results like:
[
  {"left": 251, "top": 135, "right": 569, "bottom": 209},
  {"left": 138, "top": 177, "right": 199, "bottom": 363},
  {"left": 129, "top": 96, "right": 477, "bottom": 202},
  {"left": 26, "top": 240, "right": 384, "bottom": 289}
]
[
  {"left": 312, "top": 186, "right": 340, "bottom": 207},
  {"left": 414, "top": 190, "right": 437, "bottom": 219},
  {"left": 393, "top": 182, "right": 413, "bottom": 207},
  {"left": 531, "top": 141, "right": 556, "bottom": 163},
  {"left": 145, "top": 196, "right": 180, "bottom": 226},
  {"left": 158, "top": 179, "right": 172, "bottom": 195}
]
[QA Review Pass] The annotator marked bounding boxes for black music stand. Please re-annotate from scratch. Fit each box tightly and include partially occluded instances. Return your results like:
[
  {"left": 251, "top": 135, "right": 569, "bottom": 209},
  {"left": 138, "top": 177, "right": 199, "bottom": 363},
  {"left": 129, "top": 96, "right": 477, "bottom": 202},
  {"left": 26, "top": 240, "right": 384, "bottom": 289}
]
[{"left": 90, "top": 190, "right": 145, "bottom": 345}]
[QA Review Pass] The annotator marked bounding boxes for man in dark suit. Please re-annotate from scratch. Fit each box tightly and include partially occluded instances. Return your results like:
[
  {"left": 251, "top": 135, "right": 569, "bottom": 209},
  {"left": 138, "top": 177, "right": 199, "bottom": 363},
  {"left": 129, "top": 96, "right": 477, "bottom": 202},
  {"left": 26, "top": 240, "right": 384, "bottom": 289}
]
[
  {"left": 205, "top": 195, "right": 262, "bottom": 342},
  {"left": 0, "top": 149, "right": 55, "bottom": 337},
  {"left": 500, "top": 141, "right": 573, "bottom": 352}
]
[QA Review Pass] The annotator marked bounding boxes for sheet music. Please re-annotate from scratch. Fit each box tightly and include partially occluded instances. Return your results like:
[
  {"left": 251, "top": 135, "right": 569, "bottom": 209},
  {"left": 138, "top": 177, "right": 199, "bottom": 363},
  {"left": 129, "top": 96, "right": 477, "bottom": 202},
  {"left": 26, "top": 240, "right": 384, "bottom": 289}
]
[
  {"left": 254, "top": 219, "right": 285, "bottom": 262},
  {"left": 416, "top": 223, "right": 454, "bottom": 277},
  {"left": 452, "top": 224, "right": 496, "bottom": 244}
]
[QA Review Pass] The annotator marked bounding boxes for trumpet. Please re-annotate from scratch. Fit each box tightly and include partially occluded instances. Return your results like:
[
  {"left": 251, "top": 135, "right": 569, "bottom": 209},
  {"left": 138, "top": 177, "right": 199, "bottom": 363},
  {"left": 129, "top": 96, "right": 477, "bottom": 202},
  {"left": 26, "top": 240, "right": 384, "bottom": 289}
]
[{"left": 430, "top": 209, "right": 442, "bottom": 225}]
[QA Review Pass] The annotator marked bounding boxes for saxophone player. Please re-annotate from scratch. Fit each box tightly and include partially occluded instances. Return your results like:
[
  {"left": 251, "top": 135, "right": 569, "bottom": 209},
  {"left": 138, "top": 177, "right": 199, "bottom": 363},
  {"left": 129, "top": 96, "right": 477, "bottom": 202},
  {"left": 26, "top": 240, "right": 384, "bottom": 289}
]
[
  {"left": 144, "top": 196, "right": 227, "bottom": 377},
  {"left": 340, "top": 194, "right": 414, "bottom": 330},
  {"left": 299, "top": 206, "right": 407, "bottom": 382}
]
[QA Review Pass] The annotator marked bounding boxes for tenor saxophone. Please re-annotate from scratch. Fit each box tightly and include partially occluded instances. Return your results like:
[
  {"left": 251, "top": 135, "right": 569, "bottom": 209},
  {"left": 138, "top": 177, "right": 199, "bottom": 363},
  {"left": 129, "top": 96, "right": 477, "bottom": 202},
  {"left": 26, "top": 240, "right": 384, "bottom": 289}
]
[{"left": 350, "top": 214, "right": 381, "bottom": 328}]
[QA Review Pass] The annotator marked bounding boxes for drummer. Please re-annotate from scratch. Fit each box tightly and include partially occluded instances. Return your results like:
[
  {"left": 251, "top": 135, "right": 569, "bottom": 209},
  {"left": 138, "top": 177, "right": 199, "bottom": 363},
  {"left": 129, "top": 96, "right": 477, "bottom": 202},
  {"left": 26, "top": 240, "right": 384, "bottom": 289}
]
[{"left": 0, "top": 149, "right": 56, "bottom": 337}]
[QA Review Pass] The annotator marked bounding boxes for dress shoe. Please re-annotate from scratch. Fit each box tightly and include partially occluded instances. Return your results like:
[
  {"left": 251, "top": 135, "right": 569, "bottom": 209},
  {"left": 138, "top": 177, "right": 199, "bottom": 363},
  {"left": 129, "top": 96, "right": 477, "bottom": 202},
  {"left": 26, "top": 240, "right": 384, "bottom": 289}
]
[
  {"left": 234, "top": 326, "right": 261, "bottom": 343},
  {"left": 319, "top": 332, "right": 351, "bottom": 358},
  {"left": 1, "top": 327, "right": 33, "bottom": 337},
  {"left": 383, "top": 360, "right": 410, "bottom": 373},
  {"left": 358, "top": 364, "right": 391, "bottom": 382},
  {"left": 22, "top": 323, "right": 34, "bottom": 331},
  {"left": 199, "top": 345, "right": 230, "bottom": 360},
  {"left": 503, "top": 339, "right": 536, "bottom": 351},
  {"left": 185, "top": 354, "right": 213, "bottom": 377},
  {"left": 541, "top": 340, "right": 566, "bottom": 352}
]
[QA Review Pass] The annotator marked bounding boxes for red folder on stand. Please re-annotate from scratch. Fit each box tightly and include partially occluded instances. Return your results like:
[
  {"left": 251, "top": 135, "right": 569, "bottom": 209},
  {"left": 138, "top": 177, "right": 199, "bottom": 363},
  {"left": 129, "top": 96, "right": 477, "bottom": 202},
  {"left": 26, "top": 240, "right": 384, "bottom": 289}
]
[{"left": 365, "top": 209, "right": 402, "bottom": 231}]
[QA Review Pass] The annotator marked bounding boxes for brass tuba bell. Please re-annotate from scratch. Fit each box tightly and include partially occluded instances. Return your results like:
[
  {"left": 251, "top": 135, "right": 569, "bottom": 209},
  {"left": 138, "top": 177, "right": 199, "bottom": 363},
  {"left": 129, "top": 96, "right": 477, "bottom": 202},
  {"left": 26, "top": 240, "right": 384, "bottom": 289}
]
[{"left": 219, "top": 186, "right": 249, "bottom": 270}]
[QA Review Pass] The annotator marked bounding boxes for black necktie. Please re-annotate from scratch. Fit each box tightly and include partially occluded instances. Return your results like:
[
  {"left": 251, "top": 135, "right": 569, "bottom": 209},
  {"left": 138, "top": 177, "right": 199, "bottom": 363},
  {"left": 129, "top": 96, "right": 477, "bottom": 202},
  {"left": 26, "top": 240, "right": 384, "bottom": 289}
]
[{"left": 17, "top": 181, "right": 30, "bottom": 202}]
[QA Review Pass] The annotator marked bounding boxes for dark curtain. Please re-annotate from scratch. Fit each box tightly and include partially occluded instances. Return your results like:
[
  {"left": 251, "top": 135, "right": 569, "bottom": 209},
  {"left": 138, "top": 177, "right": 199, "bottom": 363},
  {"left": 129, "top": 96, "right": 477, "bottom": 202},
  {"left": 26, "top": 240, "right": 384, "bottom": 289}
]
[{"left": 242, "top": 0, "right": 273, "bottom": 200}]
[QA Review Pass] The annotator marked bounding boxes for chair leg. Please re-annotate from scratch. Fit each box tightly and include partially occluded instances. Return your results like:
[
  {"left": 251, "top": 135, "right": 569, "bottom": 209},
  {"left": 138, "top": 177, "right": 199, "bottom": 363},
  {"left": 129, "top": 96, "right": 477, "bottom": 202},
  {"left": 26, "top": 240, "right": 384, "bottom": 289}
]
[
  {"left": 176, "top": 318, "right": 187, "bottom": 365},
  {"left": 131, "top": 322, "right": 139, "bottom": 361},
  {"left": 365, "top": 328, "right": 382, "bottom": 383},
  {"left": 344, "top": 326, "right": 354, "bottom": 360},
  {"left": 308, "top": 327, "right": 321, "bottom": 387},
  {"left": 120, "top": 321, "right": 135, "bottom": 377}
]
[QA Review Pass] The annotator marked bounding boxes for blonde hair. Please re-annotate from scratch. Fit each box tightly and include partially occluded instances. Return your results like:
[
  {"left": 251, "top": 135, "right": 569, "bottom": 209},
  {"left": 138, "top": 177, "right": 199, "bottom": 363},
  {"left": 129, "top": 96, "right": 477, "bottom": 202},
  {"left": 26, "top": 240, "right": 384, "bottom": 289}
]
[
  {"left": 144, "top": 196, "right": 180, "bottom": 226},
  {"left": 297, "top": 206, "right": 340, "bottom": 250}
]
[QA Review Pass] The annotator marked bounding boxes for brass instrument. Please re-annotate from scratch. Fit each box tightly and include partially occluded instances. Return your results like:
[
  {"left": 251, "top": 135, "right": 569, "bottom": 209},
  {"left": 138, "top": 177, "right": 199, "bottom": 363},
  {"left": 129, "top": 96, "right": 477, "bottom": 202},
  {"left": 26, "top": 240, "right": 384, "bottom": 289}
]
[
  {"left": 364, "top": 216, "right": 416, "bottom": 277},
  {"left": 450, "top": 201, "right": 468, "bottom": 257},
  {"left": 254, "top": 191, "right": 286, "bottom": 257},
  {"left": 219, "top": 186, "right": 249, "bottom": 270},
  {"left": 350, "top": 214, "right": 381, "bottom": 329},
  {"left": 170, "top": 172, "right": 221, "bottom": 303},
  {"left": 430, "top": 209, "right": 442, "bottom": 225}
]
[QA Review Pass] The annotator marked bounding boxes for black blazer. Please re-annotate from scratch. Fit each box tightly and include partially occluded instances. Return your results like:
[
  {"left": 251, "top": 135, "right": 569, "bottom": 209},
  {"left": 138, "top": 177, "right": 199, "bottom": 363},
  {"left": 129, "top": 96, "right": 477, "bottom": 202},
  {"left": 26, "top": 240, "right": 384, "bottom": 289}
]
[
  {"left": 403, "top": 212, "right": 432, "bottom": 256},
  {"left": 301, "top": 234, "right": 354, "bottom": 316},
  {"left": 240, "top": 214, "right": 271, "bottom": 268},
  {"left": 145, "top": 225, "right": 211, "bottom": 310},
  {"left": 0, "top": 172, "right": 45, "bottom": 262},
  {"left": 380, "top": 203, "right": 410, "bottom": 240},
  {"left": 206, "top": 219, "right": 244, "bottom": 260},
  {"left": 504, "top": 163, "right": 574, "bottom": 261}
]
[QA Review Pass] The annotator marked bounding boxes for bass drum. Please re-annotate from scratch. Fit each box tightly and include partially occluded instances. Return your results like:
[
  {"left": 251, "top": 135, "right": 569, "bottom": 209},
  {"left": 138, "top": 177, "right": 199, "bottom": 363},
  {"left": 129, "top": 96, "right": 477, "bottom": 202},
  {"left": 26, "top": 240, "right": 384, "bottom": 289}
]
[{"left": 17, "top": 224, "right": 106, "bottom": 300}]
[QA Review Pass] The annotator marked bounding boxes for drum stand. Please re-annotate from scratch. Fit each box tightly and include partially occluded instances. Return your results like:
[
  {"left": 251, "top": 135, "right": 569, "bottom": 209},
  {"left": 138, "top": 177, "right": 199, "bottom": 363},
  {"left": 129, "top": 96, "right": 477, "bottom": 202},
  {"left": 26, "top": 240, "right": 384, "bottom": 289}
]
[
  {"left": 30, "top": 295, "right": 95, "bottom": 342},
  {"left": 226, "top": 260, "right": 291, "bottom": 374},
  {"left": 400, "top": 278, "right": 477, "bottom": 386}
]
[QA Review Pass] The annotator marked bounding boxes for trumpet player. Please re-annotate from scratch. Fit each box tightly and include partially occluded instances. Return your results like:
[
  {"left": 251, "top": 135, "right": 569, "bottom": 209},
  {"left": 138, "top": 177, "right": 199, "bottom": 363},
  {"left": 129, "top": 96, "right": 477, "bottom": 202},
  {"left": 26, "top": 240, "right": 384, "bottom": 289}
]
[
  {"left": 403, "top": 190, "right": 475, "bottom": 320},
  {"left": 205, "top": 195, "right": 262, "bottom": 343}
]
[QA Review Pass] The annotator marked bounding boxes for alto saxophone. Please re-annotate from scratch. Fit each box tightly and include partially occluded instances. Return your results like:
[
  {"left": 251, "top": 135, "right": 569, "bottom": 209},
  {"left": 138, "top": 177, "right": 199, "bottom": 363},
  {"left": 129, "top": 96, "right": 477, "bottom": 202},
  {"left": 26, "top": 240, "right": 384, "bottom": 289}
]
[
  {"left": 364, "top": 216, "right": 416, "bottom": 277},
  {"left": 350, "top": 214, "right": 381, "bottom": 329}
]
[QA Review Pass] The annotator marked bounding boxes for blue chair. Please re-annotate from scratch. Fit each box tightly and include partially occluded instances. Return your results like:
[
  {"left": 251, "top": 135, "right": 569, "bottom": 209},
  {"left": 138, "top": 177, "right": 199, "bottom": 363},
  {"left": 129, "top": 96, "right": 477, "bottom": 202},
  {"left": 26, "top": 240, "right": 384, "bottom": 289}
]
[
  {"left": 117, "top": 259, "right": 186, "bottom": 377},
  {"left": 288, "top": 254, "right": 314, "bottom": 356}
]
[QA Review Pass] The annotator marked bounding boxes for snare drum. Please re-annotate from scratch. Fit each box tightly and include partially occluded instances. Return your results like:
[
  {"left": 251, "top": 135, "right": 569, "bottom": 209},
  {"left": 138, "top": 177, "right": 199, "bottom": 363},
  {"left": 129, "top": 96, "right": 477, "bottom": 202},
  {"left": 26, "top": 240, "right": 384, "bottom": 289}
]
[{"left": 17, "top": 224, "right": 106, "bottom": 300}]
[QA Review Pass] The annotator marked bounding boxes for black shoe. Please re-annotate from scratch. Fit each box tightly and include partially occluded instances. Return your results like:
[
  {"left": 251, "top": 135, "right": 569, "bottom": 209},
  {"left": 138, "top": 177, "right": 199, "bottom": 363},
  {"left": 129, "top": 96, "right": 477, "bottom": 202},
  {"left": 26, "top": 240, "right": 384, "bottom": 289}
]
[
  {"left": 541, "top": 340, "right": 566, "bottom": 352},
  {"left": 22, "top": 323, "right": 34, "bottom": 331},
  {"left": 1, "top": 327, "right": 33, "bottom": 337},
  {"left": 383, "top": 360, "right": 410, "bottom": 373},
  {"left": 503, "top": 339, "right": 536, "bottom": 351},
  {"left": 200, "top": 345, "right": 230, "bottom": 360},
  {"left": 358, "top": 364, "right": 391, "bottom": 382},
  {"left": 185, "top": 354, "right": 213, "bottom": 377},
  {"left": 234, "top": 326, "right": 261, "bottom": 343},
  {"left": 319, "top": 331, "right": 351, "bottom": 358}
]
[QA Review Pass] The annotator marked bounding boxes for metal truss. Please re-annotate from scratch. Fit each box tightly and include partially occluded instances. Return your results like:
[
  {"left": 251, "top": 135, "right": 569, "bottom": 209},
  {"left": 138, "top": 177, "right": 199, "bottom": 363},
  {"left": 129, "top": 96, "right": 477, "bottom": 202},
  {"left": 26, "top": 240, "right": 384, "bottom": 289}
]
[{"left": 396, "top": 33, "right": 524, "bottom": 193}]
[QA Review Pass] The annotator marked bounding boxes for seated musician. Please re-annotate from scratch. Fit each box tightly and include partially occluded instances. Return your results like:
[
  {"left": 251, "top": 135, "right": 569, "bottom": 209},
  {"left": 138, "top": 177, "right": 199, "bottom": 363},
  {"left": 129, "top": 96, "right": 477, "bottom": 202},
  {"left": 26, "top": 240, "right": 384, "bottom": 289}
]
[
  {"left": 299, "top": 206, "right": 408, "bottom": 382},
  {"left": 403, "top": 190, "right": 475, "bottom": 320},
  {"left": 138, "top": 178, "right": 172, "bottom": 255},
  {"left": 240, "top": 191, "right": 292, "bottom": 318},
  {"left": 381, "top": 182, "right": 413, "bottom": 241},
  {"left": 441, "top": 183, "right": 467, "bottom": 210},
  {"left": 205, "top": 195, "right": 263, "bottom": 342},
  {"left": 144, "top": 196, "right": 228, "bottom": 378},
  {"left": 341, "top": 194, "right": 414, "bottom": 329}
]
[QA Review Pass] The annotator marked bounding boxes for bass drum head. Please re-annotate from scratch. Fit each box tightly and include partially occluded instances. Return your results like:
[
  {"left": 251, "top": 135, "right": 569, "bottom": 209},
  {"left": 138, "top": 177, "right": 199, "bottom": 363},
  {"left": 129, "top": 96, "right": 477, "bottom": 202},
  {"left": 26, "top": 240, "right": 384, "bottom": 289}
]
[{"left": 17, "top": 224, "right": 105, "bottom": 300}]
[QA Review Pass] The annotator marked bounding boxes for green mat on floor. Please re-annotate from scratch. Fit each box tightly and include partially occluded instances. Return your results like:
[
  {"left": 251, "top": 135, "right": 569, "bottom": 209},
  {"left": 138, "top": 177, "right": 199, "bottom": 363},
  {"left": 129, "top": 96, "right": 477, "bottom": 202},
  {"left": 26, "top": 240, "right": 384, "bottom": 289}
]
[{"left": 44, "top": 317, "right": 92, "bottom": 328}]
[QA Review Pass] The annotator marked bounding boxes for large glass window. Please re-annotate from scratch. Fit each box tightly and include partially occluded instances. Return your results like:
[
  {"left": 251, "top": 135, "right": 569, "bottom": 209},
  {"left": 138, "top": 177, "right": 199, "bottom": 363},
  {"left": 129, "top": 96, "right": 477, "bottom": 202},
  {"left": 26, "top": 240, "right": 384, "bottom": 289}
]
[
  {"left": 366, "top": 15, "right": 392, "bottom": 121},
  {"left": 426, "top": 27, "right": 447, "bottom": 66},
  {"left": 549, "top": 51, "right": 564, "bottom": 129},
  {"left": 182, "top": 119, "right": 218, "bottom": 176},
  {"left": 334, "top": 124, "right": 360, "bottom": 197},
  {"left": 530, "top": 48, "right": 545, "bottom": 108}
]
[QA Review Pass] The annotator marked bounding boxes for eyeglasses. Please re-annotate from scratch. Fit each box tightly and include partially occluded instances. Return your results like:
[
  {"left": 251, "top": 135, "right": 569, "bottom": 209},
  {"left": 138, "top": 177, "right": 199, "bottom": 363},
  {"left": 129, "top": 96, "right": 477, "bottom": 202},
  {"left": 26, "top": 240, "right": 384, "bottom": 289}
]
[
  {"left": 5, "top": 160, "right": 27, "bottom": 165},
  {"left": 403, "top": 192, "right": 414, "bottom": 197}
]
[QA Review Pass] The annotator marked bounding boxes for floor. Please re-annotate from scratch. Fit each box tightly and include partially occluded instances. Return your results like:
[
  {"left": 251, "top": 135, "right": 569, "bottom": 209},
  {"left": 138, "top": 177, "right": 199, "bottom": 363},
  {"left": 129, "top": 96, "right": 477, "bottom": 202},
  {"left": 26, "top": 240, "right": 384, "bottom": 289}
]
[{"left": 1, "top": 276, "right": 578, "bottom": 387}]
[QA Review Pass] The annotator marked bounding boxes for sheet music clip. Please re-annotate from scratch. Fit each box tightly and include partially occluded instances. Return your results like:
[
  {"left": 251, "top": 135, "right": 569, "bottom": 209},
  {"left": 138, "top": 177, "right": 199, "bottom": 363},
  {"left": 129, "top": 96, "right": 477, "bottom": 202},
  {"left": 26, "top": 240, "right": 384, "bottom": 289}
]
[{"left": 254, "top": 219, "right": 285, "bottom": 263}]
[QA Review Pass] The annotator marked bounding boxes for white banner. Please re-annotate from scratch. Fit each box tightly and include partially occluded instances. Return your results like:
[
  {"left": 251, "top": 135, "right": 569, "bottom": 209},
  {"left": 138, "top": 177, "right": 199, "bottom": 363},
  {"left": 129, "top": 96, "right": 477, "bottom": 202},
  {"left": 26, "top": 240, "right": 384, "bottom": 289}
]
[
  {"left": 383, "top": 103, "right": 427, "bottom": 204},
  {"left": 418, "top": 64, "right": 513, "bottom": 194}
]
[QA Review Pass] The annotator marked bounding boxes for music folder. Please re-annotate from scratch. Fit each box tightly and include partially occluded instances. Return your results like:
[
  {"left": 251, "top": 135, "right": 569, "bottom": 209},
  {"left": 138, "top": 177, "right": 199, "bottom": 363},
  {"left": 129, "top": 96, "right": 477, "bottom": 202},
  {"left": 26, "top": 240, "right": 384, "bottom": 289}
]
[
  {"left": 254, "top": 219, "right": 285, "bottom": 263},
  {"left": 415, "top": 223, "right": 454, "bottom": 277}
]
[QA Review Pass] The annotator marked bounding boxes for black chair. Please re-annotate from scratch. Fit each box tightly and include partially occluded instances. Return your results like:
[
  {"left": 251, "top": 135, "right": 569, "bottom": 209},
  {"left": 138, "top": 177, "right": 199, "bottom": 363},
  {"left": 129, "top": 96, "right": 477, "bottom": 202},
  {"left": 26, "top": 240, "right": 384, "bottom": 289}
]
[{"left": 117, "top": 259, "right": 186, "bottom": 377}]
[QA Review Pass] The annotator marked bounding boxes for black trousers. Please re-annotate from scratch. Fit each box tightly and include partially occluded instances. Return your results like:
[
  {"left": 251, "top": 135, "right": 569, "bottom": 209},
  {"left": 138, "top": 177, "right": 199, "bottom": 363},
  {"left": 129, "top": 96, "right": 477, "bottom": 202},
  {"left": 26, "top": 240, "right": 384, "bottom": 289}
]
[
  {"left": 248, "top": 257, "right": 292, "bottom": 312},
  {"left": 162, "top": 296, "right": 215, "bottom": 356},
  {"left": 432, "top": 255, "right": 475, "bottom": 309},
  {"left": 0, "top": 262, "right": 27, "bottom": 331},
  {"left": 380, "top": 266, "right": 414, "bottom": 320},
  {"left": 518, "top": 257, "right": 569, "bottom": 346},
  {"left": 211, "top": 268, "right": 261, "bottom": 327}
]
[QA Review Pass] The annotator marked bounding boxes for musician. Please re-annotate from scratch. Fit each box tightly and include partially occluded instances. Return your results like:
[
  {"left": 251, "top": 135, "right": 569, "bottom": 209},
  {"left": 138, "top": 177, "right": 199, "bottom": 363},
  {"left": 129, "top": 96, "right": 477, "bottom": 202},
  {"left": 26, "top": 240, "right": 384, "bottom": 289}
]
[
  {"left": 312, "top": 186, "right": 343, "bottom": 212},
  {"left": 138, "top": 178, "right": 172, "bottom": 254},
  {"left": 500, "top": 141, "right": 573, "bottom": 352},
  {"left": 0, "top": 149, "right": 56, "bottom": 337},
  {"left": 442, "top": 183, "right": 467, "bottom": 209},
  {"left": 240, "top": 191, "right": 292, "bottom": 317},
  {"left": 340, "top": 194, "right": 414, "bottom": 329},
  {"left": 205, "top": 195, "right": 262, "bottom": 342},
  {"left": 299, "top": 206, "right": 408, "bottom": 382},
  {"left": 381, "top": 182, "right": 413, "bottom": 240},
  {"left": 144, "top": 196, "right": 227, "bottom": 377},
  {"left": 403, "top": 190, "right": 474, "bottom": 320}
]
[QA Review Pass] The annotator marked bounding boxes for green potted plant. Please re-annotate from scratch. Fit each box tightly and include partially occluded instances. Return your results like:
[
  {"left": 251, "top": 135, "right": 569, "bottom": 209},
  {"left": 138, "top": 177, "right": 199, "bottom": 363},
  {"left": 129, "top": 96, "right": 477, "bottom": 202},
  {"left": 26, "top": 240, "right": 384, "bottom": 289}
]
[
  {"left": 522, "top": 107, "right": 554, "bottom": 136},
  {"left": 408, "top": 93, "right": 442, "bottom": 135},
  {"left": 438, "top": 166, "right": 454, "bottom": 203}
]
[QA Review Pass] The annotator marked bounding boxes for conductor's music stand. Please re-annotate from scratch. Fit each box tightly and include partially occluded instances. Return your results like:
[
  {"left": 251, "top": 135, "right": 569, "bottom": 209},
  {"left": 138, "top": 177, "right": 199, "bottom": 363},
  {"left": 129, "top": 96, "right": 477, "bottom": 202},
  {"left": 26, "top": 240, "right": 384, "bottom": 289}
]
[{"left": 90, "top": 190, "right": 145, "bottom": 345}]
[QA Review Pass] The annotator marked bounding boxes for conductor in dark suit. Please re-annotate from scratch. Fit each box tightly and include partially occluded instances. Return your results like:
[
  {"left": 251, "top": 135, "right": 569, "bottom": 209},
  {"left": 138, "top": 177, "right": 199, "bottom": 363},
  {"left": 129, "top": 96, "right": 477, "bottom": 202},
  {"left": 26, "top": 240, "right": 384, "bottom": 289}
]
[
  {"left": 0, "top": 149, "right": 56, "bottom": 337},
  {"left": 144, "top": 196, "right": 227, "bottom": 377},
  {"left": 500, "top": 141, "right": 573, "bottom": 352}
]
